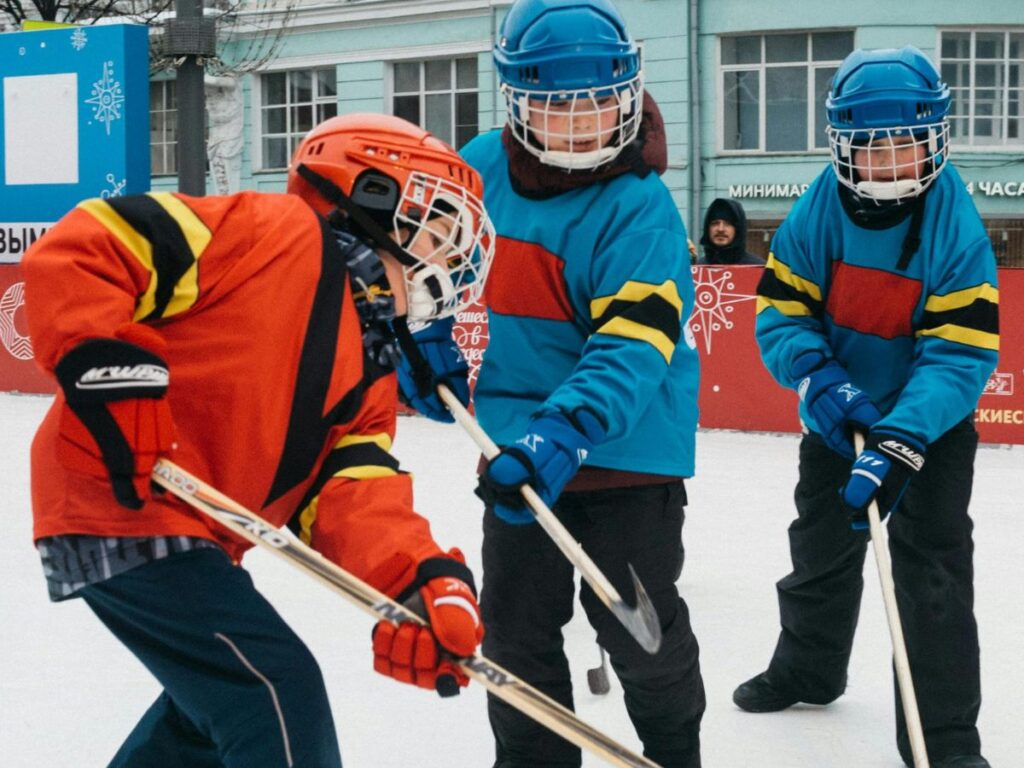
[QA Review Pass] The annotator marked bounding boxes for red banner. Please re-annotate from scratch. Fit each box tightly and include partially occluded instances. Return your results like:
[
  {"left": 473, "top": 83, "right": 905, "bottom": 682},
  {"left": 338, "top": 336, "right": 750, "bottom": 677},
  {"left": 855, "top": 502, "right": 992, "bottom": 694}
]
[
  {"left": 0, "top": 264, "right": 53, "bottom": 394},
  {"left": 4, "top": 263, "right": 1021, "bottom": 445}
]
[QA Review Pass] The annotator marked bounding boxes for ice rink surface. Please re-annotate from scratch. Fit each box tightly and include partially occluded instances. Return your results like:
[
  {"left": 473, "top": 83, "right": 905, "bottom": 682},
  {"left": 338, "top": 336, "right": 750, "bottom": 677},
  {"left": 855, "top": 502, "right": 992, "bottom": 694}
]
[{"left": 1, "top": 392, "right": 1019, "bottom": 767}]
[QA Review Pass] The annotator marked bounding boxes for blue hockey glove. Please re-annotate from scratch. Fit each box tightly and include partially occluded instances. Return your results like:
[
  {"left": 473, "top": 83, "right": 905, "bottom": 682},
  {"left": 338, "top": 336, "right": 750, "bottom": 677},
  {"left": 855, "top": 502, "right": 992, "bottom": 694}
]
[
  {"left": 841, "top": 429, "right": 926, "bottom": 530},
  {"left": 396, "top": 316, "right": 470, "bottom": 423},
  {"left": 476, "top": 408, "right": 606, "bottom": 525},
  {"left": 793, "top": 352, "right": 882, "bottom": 459}
]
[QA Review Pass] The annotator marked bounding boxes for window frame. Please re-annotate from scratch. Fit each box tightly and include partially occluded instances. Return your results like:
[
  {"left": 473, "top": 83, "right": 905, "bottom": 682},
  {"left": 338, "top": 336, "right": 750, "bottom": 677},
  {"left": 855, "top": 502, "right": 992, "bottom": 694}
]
[
  {"left": 387, "top": 55, "right": 479, "bottom": 149},
  {"left": 716, "top": 30, "right": 855, "bottom": 156},
  {"left": 938, "top": 27, "right": 1024, "bottom": 152},
  {"left": 150, "top": 79, "right": 177, "bottom": 177},
  {"left": 252, "top": 65, "right": 339, "bottom": 172}
]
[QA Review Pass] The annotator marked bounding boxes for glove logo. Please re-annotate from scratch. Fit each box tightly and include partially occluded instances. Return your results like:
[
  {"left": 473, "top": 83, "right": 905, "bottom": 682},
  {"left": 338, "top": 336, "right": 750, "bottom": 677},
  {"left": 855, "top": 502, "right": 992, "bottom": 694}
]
[
  {"left": 797, "top": 377, "right": 811, "bottom": 401},
  {"left": 516, "top": 433, "right": 544, "bottom": 453},
  {"left": 879, "top": 439, "right": 925, "bottom": 471},
  {"left": 77, "top": 364, "right": 169, "bottom": 389},
  {"left": 837, "top": 383, "right": 861, "bottom": 402},
  {"left": 576, "top": 447, "right": 588, "bottom": 466}
]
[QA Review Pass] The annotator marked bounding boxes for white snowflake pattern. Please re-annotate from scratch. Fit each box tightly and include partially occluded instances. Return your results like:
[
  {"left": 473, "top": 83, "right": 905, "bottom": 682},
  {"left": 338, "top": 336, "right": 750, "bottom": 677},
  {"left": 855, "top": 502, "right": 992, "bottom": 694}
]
[
  {"left": 85, "top": 61, "right": 125, "bottom": 136},
  {"left": 688, "top": 266, "right": 757, "bottom": 354},
  {"left": 100, "top": 173, "right": 127, "bottom": 199},
  {"left": 70, "top": 28, "right": 87, "bottom": 51}
]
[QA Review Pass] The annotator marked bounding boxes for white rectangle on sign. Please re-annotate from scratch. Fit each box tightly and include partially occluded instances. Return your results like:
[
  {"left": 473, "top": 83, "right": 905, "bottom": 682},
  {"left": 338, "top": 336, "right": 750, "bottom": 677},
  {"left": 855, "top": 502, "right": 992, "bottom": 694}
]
[
  {"left": 3, "top": 73, "right": 79, "bottom": 185},
  {"left": 0, "top": 222, "right": 54, "bottom": 263}
]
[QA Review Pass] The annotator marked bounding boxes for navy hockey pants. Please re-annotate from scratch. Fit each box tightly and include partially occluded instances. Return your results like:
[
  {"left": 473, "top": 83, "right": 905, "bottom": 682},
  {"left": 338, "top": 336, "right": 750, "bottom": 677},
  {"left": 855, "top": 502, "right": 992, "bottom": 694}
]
[
  {"left": 481, "top": 481, "right": 705, "bottom": 768},
  {"left": 766, "top": 421, "right": 982, "bottom": 765},
  {"left": 80, "top": 547, "right": 342, "bottom": 768}
]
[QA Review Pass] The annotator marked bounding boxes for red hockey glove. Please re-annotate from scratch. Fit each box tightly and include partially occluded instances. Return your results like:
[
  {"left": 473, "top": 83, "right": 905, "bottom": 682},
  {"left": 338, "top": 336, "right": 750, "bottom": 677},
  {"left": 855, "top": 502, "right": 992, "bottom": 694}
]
[
  {"left": 55, "top": 325, "right": 176, "bottom": 510},
  {"left": 373, "top": 556, "right": 483, "bottom": 697}
]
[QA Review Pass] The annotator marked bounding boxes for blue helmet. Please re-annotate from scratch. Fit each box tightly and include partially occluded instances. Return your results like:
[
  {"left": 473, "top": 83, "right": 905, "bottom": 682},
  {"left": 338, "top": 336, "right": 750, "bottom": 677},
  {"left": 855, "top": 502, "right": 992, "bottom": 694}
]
[
  {"left": 826, "top": 46, "right": 951, "bottom": 203},
  {"left": 494, "top": 0, "right": 644, "bottom": 170}
]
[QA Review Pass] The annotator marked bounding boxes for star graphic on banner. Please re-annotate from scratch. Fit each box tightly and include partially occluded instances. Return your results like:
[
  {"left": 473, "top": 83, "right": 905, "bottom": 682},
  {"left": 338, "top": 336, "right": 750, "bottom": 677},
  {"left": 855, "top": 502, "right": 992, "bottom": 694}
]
[
  {"left": 85, "top": 61, "right": 125, "bottom": 136},
  {"left": 688, "top": 266, "right": 757, "bottom": 355}
]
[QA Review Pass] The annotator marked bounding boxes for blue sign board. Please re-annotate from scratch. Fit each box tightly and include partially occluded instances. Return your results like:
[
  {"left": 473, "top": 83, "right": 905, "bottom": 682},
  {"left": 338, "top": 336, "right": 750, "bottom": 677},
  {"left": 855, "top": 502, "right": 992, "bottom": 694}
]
[{"left": 0, "top": 23, "right": 149, "bottom": 261}]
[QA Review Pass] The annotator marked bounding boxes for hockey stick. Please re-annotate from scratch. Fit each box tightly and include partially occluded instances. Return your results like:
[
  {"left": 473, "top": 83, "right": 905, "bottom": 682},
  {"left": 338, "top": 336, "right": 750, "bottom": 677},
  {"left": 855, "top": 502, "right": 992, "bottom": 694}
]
[
  {"left": 587, "top": 644, "right": 611, "bottom": 695},
  {"left": 853, "top": 433, "right": 929, "bottom": 768},
  {"left": 151, "top": 458, "right": 661, "bottom": 768},
  {"left": 436, "top": 385, "right": 663, "bottom": 655}
]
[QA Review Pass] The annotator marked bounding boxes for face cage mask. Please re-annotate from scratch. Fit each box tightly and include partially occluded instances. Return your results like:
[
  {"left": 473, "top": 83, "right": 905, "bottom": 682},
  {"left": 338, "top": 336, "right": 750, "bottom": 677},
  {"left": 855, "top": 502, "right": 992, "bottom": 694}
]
[
  {"left": 503, "top": 74, "right": 645, "bottom": 171},
  {"left": 392, "top": 172, "right": 496, "bottom": 324},
  {"left": 828, "top": 120, "right": 949, "bottom": 204}
]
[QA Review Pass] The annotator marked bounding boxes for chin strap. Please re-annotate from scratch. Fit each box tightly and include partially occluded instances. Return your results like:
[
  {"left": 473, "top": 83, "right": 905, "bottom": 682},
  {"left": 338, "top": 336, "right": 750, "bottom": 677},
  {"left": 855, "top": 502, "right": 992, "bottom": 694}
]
[
  {"left": 391, "top": 316, "right": 437, "bottom": 399},
  {"left": 296, "top": 164, "right": 418, "bottom": 269}
]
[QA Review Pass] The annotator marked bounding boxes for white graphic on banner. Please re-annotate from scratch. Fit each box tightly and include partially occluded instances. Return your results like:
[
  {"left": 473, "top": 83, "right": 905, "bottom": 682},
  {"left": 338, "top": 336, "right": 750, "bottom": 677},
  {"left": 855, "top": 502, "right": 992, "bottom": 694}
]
[
  {"left": 101, "top": 173, "right": 127, "bottom": 198},
  {"left": 0, "top": 281, "right": 32, "bottom": 360},
  {"left": 85, "top": 60, "right": 124, "bottom": 135},
  {"left": 689, "top": 267, "right": 757, "bottom": 355},
  {"left": 70, "top": 28, "right": 87, "bottom": 51}
]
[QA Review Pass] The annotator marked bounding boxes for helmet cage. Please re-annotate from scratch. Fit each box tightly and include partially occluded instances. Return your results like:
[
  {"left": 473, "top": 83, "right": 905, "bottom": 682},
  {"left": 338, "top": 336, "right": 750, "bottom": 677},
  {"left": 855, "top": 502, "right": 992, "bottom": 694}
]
[
  {"left": 503, "top": 73, "right": 644, "bottom": 170},
  {"left": 827, "top": 120, "right": 949, "bottom": 204},
  {"left": 392, "top": 171, "right": 495, "bottom": 323}
]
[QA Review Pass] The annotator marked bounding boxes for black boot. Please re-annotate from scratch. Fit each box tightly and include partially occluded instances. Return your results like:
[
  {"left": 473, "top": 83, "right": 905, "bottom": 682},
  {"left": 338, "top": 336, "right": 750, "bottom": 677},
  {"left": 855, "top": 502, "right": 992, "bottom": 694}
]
[
  {"left": 932, "top": 757, "right": 991, "bottom": 768},
  {"left": 732, "top": 672, "right": 801, "bottom": 713}
]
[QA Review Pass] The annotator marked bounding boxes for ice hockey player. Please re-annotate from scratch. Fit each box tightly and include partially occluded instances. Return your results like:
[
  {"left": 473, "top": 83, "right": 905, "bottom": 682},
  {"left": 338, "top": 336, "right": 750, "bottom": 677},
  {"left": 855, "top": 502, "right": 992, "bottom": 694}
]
[
  {"left": 22, "top": 113, "right": 494, "bottom": 767},
  {"left": 461, "top": 0, "right": 705, "bottom": 765},
  {"left": 738, "top": 46, "right": 998, "bottom": 768}
]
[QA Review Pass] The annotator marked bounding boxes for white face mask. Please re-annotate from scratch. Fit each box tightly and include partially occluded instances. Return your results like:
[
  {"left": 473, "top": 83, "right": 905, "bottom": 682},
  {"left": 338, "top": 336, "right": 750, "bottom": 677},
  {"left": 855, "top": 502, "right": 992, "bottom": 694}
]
[
  {"left": 404, "top": 263, "right": 458, "bottom": 324},
  {"left": 828, "top": 121, "right": 949, "bottom": 204},
  {"left": 390, "top": 173, "right": 495, "bottom": 323},
  {"left": 502, "top": 73, "right": 645, "bottom": 171}
]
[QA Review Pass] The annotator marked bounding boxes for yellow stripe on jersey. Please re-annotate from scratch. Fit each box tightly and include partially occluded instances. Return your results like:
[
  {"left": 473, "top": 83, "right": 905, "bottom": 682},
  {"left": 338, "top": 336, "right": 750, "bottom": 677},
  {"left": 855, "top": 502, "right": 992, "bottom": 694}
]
[
  {"left": 78, "top": 199, "right": 160, "bottom": 317},
  {"left": 916, "top": 325, "right": 999, "bottom": 351},
  {"left": 924, "top": 282, "right": 999, "bottom": 313}
]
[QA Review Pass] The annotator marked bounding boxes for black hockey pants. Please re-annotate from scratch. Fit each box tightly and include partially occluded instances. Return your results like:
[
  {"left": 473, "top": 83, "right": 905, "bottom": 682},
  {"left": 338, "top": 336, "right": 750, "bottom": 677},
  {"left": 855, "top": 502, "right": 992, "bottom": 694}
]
[
  {"left": 81, "top": 547, "right": 342, "bottom": 768},
  {"left": 766, "top": 420, "right": 982, "bottom": 765},
  {"left": 481, "top": 480, "right": 705, "bottom": 768}
]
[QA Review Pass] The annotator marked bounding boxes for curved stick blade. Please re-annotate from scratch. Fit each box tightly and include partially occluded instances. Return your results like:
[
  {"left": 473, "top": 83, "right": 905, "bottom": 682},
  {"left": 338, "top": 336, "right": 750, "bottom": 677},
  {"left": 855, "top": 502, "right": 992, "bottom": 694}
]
[{"left": 608, "top": 564, "right": 662, "bottom": 654}]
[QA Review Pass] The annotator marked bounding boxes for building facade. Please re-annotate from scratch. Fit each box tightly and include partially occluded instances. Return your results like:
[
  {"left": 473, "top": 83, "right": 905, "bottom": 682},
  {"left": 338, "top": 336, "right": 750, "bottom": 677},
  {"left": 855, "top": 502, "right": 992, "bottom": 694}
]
[{"left": 150, "top": 0, "right": 1024, "bottom": 265}]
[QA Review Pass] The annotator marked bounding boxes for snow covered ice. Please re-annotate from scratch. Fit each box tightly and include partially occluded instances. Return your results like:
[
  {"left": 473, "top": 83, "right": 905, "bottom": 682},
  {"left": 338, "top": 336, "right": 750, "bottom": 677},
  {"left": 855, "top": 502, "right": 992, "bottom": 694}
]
[{"left": 1, "top": 392, "right": 1019, "bottom": 766}]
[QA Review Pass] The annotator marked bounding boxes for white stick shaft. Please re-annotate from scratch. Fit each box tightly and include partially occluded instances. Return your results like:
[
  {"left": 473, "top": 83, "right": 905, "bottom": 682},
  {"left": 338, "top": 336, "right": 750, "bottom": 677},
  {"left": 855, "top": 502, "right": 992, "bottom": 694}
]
[
  {"left": 855, "top": 433, "right": 929, "bottom": 768},
  {"left": 436, "top": 387, "right": 626, "bottom": 609},
  {"left": 151, "top": 459, "right": 661, "bottom": 768}
]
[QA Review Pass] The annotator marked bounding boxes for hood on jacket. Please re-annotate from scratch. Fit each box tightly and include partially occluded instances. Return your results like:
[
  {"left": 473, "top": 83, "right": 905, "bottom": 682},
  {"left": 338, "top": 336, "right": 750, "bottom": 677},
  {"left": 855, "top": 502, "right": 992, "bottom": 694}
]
[{"left": 699, "top": 197, "right": 751, "bottom": 263}]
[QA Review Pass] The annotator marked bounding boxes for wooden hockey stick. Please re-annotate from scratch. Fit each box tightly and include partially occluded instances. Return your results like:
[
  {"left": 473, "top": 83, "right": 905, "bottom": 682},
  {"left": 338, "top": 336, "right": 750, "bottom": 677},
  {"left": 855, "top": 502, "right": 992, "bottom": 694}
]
[
  {"left": 436, "top": 385, "right": 663, "bottom": 655},
  {"left": 853, "top": 432, "right": 929, "bottom": 768},
  {"left": 151, "top": 458, "right": 661, "bottom": 768}
]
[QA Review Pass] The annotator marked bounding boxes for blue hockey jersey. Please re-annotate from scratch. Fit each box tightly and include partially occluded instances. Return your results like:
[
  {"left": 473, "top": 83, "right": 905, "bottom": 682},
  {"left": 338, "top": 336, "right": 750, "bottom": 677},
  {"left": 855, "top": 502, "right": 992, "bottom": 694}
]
[
  {"left": 756, "top": 165, "right": 999, "bottom": 446},
  {"left": 461, "top": 130, "right": 699, "bottom": 477}
]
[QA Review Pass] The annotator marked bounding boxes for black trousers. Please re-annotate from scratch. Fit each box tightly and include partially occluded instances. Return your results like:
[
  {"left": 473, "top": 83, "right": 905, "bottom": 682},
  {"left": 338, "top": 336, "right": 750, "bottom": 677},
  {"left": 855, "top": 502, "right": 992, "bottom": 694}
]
[
  {"left": 481, "top": 481, "right": 705, "bottom": 768},
  {"left": 766, "top": 422, "right": 982, "bottom": 765},
  {"left": 80, "top": 548, "right": 342, "bottom": 768}
]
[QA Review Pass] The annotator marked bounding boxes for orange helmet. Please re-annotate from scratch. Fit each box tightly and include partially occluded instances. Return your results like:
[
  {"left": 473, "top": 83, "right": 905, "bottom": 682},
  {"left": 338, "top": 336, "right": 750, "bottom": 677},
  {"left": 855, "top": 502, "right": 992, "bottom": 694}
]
[{"left": 287, "top": 113, "right": 494, "bottom": 323}]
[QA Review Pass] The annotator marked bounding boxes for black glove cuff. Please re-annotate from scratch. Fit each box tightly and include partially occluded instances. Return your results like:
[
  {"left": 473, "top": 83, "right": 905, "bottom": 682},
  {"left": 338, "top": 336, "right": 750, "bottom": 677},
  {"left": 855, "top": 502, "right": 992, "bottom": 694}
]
[
  {"left": 395, "top": 556, "right": 478, "bottom": 605},
  {"left": 56, "top": 338, "right": 169, "bottom": 405}
]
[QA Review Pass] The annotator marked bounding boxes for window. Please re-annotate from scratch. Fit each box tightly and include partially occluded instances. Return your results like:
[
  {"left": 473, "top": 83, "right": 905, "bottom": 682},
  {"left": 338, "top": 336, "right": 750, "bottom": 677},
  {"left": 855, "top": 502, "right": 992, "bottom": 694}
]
[
  {"left": 260, "top": 68, "right": 338, "bottom": 170},
  {"left": 983, "top": 219, "right": 1024, "bottom": 267},
  {"left": 720, "top": 32, "right": 854, "bottom": 153},
  {"left": 150, "top": 80, "right": 177, "bottom": 175},
  {"left": 391, "top": 57, "right": 478, "bottom": 148},
  {"left": 940, "top": 31, "right": 1023, "bottom": 147}
]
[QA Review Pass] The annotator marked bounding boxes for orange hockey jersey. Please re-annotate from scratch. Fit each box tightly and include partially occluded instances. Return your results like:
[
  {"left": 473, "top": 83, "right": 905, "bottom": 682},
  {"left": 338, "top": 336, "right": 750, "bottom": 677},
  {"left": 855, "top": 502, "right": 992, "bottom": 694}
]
[{"left": 24, "top": 191, "right": 450, "bottom": 599}]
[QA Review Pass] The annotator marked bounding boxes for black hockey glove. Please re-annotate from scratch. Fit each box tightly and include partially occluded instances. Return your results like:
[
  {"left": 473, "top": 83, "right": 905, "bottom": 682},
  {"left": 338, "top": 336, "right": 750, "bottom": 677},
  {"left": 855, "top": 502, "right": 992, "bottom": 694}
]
[{"left": 55, "top": 325, "right": 176, "bottom": 510}]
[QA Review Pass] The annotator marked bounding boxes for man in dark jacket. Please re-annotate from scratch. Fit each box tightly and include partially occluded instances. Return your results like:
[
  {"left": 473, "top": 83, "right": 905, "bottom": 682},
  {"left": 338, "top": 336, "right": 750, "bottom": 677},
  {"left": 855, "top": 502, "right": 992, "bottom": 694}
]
[{"left": 698, "top": 197, "right": 765, "bottom": 265}]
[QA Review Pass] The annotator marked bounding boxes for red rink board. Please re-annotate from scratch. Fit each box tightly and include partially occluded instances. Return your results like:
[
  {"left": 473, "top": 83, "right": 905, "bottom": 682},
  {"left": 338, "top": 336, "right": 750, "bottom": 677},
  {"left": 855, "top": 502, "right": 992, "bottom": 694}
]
[{"left": 4, "top": 263, "right": 1022, "bottom": 445}]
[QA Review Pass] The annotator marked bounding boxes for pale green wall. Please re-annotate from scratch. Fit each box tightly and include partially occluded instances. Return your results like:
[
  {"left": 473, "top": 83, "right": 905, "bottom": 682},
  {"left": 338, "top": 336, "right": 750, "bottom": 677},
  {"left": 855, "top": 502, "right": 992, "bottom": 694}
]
[{"left": 153, "top": 0, "right": 1023, "bottom": 232}]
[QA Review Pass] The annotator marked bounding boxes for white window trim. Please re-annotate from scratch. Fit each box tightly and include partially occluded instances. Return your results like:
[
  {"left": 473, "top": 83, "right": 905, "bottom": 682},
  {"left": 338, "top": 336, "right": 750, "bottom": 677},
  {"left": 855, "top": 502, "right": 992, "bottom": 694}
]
[
  {"left": 150, "top": 79, "right": 177, "bottom": 177},
  {"left": 937, "top": 27, "right": 1024, "bottom": 154},
  {"left": 716, "top": 30, "right": 855, "bottom": 157},
  {"left": 252, "top": 64, "right": 339, "bottom": 172}
]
